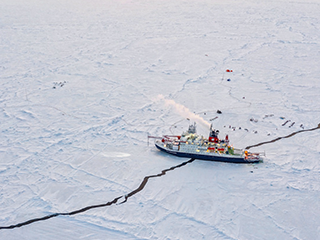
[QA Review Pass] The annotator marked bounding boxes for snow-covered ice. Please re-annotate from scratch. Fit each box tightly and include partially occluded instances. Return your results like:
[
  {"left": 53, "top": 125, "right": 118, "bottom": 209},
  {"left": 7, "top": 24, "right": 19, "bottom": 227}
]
[{"left": 1, "top": 0, "right": 320, "bottom": 239}]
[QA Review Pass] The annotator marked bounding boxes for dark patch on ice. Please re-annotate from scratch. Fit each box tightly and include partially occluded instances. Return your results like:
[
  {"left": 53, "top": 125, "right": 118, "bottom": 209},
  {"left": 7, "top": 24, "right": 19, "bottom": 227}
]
[
  {"left": 53, "top": 81, "right": 66, "bottom": 89},
  {"left": 263, "top": 114, "right": 274, "bottom": 119},
  {"left": 210, "top": 116, "right": 218, "bottom": 121},
  {"left": 250, "top": 118, "right": 258, "bottom": 123},
  {"left": 289, "top": 122, "right": 295, "bottom": 128},
  {"left": 0, "top": 158, "right": 195, "bottom": 230},
  {"left": 245, "top": 124, "right": 320, "bottom": 150},
  {"left": 282, "top": 120, "right": 290, "bottom": 126}
]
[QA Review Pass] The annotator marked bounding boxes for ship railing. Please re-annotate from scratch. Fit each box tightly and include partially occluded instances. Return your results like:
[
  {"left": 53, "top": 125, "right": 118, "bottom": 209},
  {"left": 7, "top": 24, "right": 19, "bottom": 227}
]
[
  {"left": 148, "top": 135, "right": 181, "bottom": 146},
  {"left": 244, "top": 151, "right": 265, "bottom": 161},
  {"left": 233, "top": 148, "right": 243, "bottom": 155},
  {"left": 163, "top": 135, "right": 181, "bottom": 139}
]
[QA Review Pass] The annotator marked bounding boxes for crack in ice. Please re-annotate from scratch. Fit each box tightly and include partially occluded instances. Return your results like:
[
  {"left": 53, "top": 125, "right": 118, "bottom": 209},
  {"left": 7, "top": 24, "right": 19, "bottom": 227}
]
[
  {"left": 0, "top": 158, "right": 195, "bottom": 230},
  {"left": 245, "top": 124, "right": 320, "bottom": 150}
]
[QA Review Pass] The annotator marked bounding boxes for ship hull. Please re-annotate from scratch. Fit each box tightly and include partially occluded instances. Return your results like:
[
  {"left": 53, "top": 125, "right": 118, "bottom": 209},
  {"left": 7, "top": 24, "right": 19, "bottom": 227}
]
[{"left": 155, "top": 142, "right": 260, "bottom": 164}]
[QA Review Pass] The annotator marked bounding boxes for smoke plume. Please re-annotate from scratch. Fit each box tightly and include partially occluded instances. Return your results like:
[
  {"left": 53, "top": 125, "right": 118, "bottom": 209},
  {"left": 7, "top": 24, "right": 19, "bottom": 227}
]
[{"left": 157, "top": 95, "right": 210, "bottom": 129}]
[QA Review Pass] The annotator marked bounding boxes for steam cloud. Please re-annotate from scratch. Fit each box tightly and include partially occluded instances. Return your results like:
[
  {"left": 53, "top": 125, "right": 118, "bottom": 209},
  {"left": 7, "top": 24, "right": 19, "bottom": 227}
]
[{"left": 157, "top": 94, "right": 211, "bottom": 129}]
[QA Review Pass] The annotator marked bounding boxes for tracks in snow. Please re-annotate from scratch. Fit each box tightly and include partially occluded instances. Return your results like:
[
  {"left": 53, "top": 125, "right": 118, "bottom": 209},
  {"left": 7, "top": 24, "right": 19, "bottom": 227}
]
[{"left": 0, "top": 158, "right": 195, "bottom": 230}]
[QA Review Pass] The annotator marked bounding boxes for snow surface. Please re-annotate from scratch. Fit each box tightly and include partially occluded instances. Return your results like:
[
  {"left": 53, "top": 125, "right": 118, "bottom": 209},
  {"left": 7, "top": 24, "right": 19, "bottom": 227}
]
[{"left": 1, "top": 0, "right": 320, "bottom": 239}]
